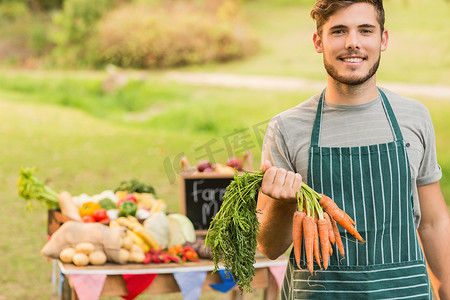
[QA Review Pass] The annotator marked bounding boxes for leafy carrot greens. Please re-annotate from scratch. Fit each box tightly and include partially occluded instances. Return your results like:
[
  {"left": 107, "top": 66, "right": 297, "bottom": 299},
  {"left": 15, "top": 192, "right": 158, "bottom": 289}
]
[
  {"left": 206, "top": 170, "right": 365, "bottom": 290},
  {"left": 205, "top": 171, "right": 263, "bottom": 293}
]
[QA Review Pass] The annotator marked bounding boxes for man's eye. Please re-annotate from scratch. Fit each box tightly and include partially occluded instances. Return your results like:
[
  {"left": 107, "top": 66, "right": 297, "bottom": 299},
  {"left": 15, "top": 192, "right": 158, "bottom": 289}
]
[
  {"left": 361, "top": 29, "right": 373, "bottom": 34},
  {"left": 332, "top": 30, "right": 344, "bottom": 34}
]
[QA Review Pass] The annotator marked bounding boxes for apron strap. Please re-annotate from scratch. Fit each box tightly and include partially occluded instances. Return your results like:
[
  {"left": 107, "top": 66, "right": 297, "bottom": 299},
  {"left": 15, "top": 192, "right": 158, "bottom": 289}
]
[
  {"left": 310, "top": 90, "right": 325, "bottom": 148},
  {"left": 310, "top": 88, "right": 404, "bottom": 147},
  {"left": 378, "top": 88, "right": 404, "bottom": 142}
]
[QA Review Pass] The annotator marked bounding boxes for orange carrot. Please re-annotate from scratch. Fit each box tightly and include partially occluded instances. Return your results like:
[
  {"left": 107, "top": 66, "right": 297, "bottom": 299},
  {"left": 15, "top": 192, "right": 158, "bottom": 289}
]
[
  {"left": 324, "top": 212, "right": 335, "bottom": 245},
  {"left": 319, "top": 195, "right": 364, "bottom": 242},
  {"left": 293, "top": 210, "right": 306, "bottom": 269},
  {"left": 317, "top": 218, "right": 330, "bottom": 270},
  {"left": 320, "top": 195, "right": 356, "bottom": 225},
  {"left": 330, "top": 216, "right": 345, "bottom": 258},
  {"left": 313, "top": 218, "right": 322, "bottom": 269},
  {"left": 319, "top": 194, "right": 356, "bottom": 225},
  {"left": 302, "top": 216, "right": 315, "bottom": 274},
  {"left": 329, "top": 240, "right": 333, "bottom": 255}
]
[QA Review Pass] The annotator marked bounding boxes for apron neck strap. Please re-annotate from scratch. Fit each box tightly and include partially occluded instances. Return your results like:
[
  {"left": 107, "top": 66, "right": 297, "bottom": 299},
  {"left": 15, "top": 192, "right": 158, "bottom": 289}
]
[{"left": 310, "top": 88, "right": 404, "bottom": 147}]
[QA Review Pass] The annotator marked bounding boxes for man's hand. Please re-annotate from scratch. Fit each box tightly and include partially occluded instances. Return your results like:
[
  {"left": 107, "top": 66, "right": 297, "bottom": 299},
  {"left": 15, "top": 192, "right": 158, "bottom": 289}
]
[
  {"left": 259, "top": 160, "right": 303, "bottom": 204},
  {"left": 256, "top": 161, "right": 301, "bottom": 259}
]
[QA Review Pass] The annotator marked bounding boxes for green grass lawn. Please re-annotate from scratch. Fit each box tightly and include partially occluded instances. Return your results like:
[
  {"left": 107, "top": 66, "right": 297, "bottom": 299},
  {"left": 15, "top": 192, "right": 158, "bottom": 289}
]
[{"left": 0, "top": 0, "right": 449, "bottom": 298}]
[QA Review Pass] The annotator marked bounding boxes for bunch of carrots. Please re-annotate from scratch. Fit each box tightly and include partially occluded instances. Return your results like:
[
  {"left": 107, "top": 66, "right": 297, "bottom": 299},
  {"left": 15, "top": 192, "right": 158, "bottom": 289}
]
[
  {"left": 206, "top": 171, "right": 365, "bottom": 292},
  {"left": 295, "top": 183, "right": 365, "bottom": 274}
]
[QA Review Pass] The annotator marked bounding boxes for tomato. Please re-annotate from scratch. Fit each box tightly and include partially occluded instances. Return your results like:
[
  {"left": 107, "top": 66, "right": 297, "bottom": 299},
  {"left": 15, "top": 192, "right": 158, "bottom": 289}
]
[
  {"left": 82, "top": 215, "right": 96, "bottom": 223},
  {"left": 93, "top": 209, "right": 108, "bottom": 222}
]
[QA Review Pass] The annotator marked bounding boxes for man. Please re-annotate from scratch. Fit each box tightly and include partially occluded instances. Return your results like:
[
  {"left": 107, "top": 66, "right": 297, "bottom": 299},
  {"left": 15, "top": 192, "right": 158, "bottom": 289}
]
[{"left": 256, "top": 0, "right": 450, "bottom": 299}]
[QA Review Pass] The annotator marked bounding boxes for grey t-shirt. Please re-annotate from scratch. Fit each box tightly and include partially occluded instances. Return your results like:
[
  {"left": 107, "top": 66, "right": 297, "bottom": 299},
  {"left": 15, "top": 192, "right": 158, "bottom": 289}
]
[{"left": 262, "top": 88, "right": 442, "bottom": 228}]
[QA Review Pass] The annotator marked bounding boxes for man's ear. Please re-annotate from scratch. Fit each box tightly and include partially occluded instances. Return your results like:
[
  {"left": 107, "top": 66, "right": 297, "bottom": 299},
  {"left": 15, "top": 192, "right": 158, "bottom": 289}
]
[
  {"left": 381, "top": 29, "right": 389, "bottom": 52},
  {"left": 313, "top": 32, "right": 323, "bottom": 53}
]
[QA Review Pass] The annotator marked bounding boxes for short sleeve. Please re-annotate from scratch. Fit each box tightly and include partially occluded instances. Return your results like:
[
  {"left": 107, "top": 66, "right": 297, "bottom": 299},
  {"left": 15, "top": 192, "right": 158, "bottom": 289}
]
[
  {"left": 261, "top": 116, "right": 296, "bottom": 173},
  {"left": 416, "top": 109, "right": 442, "bottom": 186}
]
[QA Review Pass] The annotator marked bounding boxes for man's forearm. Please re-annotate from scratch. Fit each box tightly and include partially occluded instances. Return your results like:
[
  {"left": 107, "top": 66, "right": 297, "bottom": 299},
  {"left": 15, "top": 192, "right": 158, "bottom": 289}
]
[
  {"left": 257, "top": 192, "right": 297, "bottom": 260},
  {"left": 419, "top": 217, "right": 450, "bottom": 300}
]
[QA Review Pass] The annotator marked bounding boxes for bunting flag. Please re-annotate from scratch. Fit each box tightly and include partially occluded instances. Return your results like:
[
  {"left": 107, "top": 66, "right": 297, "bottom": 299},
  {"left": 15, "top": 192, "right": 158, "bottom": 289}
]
[
  {"left": 269, "top": 265, "right": 286, "bottom": 290},
  {"left": 121, "top": 274, "right": 157, "bottom": 300},
  {"left": 173, "top": 271, "right": 207, "bottom": 300},
  {"left": 59, "top": 268, "right": 64, "bottom": 296},
  {"left": 209, "top": 270, "right": 236, "bottom": 293},
  {"left": 69, "top": 274, "right": 107, "bottom": 300}
]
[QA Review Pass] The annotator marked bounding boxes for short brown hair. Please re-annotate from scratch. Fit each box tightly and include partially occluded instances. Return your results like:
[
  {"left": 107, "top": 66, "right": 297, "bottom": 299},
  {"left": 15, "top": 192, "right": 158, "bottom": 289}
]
[{"left": 311, "top": 0, "right": 385, "bottom": 36}]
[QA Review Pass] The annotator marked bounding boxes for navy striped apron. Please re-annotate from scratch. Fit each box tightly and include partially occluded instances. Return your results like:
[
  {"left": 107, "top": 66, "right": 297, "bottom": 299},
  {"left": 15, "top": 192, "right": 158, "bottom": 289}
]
[{"left": 281, "top": 88, "right": 432, "bottom": 299}]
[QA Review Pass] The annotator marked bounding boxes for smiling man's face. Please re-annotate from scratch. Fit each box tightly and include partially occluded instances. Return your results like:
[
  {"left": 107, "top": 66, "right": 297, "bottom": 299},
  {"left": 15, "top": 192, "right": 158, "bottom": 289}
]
[{"left": 313, "top": 2, "right": 388, "bottom": 86}]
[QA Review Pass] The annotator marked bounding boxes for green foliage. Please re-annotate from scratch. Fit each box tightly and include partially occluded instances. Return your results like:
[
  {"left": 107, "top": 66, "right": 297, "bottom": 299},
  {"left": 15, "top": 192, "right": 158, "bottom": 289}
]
[
  {"left": 28, "top": 15, "right": 54, "bottom": 55},
  {"left": 50, "top": 0, "right": 114, "bottom": 67},
  {"left": 53, "top": 0, "right": 111, "bottom": 43},
  {"left": 92, "top": 1, "right": 258, "bottom": 69},
  {"left": 47, "top": 0, "right": 259, "bottom": 68},
  {"left": 33, "top": 0, "right": 64, "bottom": 11},
  {"left": 0, "top": 0, "right": 64, "bottom": 11},
  {"left": 0, "top": 5, "right": 55, "bottom": 66},
  {"left": 0, "top": 1, "right": 28, "bottom": 20}
]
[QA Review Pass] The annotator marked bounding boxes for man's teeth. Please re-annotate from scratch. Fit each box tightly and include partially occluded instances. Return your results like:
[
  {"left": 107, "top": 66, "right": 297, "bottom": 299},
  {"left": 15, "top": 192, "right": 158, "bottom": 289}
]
[{"left": 343, "top": 57, "right": 363, "bottom": 62}]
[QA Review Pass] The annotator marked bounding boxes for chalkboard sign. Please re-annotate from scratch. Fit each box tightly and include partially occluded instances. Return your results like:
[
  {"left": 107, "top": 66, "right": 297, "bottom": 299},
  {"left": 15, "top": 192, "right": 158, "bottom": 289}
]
[{"left": 180, "top": 172, "right": 235, "bottom": 230}]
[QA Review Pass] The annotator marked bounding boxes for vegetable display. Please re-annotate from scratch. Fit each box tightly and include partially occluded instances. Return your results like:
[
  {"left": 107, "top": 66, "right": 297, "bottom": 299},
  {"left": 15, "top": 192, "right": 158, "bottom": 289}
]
[
  {"left": 205, "top": 171, "right": 364, "bottom": 293},
  {"left": 18, "top": 167, "right": 203, "bottom": 267}
]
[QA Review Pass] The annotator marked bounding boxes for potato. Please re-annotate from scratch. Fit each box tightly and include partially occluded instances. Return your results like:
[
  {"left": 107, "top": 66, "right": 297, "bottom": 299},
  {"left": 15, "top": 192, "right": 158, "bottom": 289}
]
[
  {"left": 59, "top": 247, "right": 76, "bottom": 263},
  {"left": 118, "top": 249, "right": 130, "bottom": 264},
  {"left": 129, "top": 251, "right": 145, "bottom": 263},
  {"left": 89, "top": 250, "right": 107, "bottom": 265},
  {"left": 75, "top": 242, "right": 95, "bottom": 255},
  {"left": 72, "top": 253, "right": 89, "bottom": 266},
  {"left": 130, "top": 244, "right": 144, "bottom": 254},
  {"left": 121, "top": 235, "right": 134, "bottom": 251}
]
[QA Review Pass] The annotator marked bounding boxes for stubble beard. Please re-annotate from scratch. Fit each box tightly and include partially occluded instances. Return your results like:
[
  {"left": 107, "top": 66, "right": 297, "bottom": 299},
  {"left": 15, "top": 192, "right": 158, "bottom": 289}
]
[{"left": 324, "top": 54, "right": 381, "bottom": 86}]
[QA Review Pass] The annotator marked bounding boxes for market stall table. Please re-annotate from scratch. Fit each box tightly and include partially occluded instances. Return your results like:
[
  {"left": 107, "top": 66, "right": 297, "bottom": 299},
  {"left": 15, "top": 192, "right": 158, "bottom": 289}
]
[{"left": 59, "top": 255, "right": 288, "bottom": 300}]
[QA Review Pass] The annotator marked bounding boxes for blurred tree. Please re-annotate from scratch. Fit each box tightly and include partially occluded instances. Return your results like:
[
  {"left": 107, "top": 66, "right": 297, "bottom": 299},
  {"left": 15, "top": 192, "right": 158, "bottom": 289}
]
[
  {"left": 0, "top": 1, "right": 28, "bottom": 20},
  {"left": 29, "top": 0, "right": 64, "bottom": 11},
  {"left": 50, "top": 0, "right": 116, "bottom": 67},
  {"left": 0, "top": 0, "right": 63, "bottom": 11},
  {"left": 93, "top": 0, "right": 259, "bottom": 69}
]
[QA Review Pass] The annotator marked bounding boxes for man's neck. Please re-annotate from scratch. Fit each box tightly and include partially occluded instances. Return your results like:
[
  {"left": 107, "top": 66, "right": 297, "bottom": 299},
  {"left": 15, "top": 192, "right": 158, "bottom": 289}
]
[{"left": 325, "top": 77, "right": 380, "bottom": 105}]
